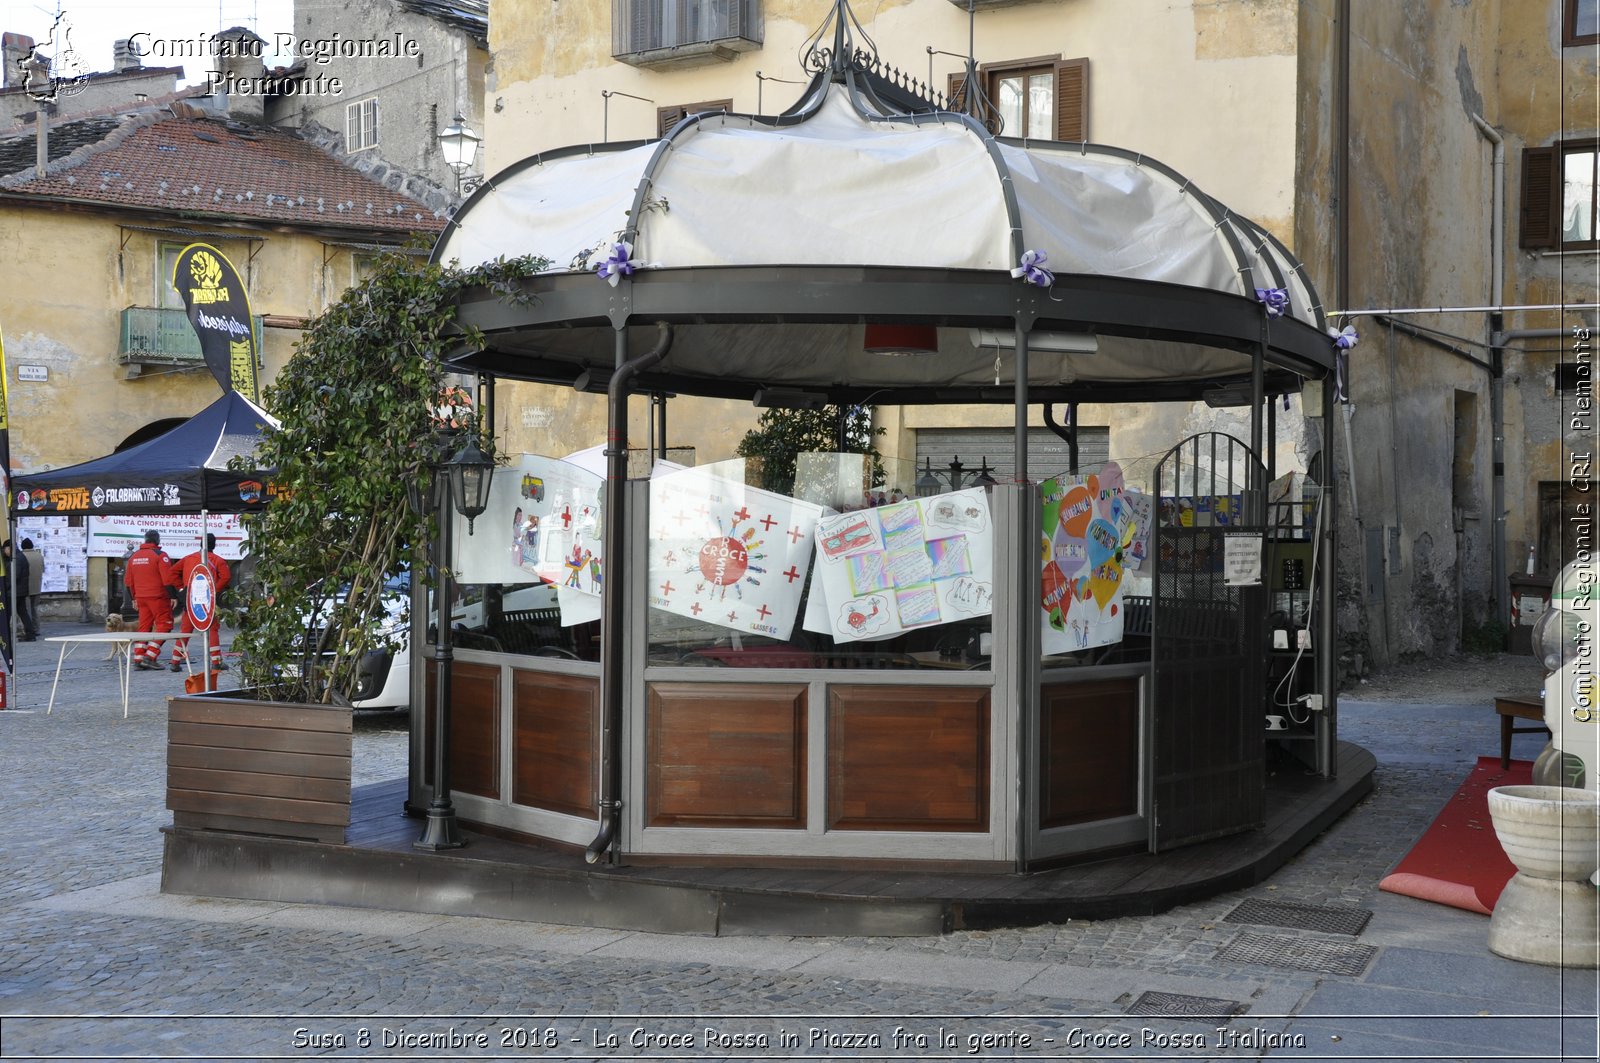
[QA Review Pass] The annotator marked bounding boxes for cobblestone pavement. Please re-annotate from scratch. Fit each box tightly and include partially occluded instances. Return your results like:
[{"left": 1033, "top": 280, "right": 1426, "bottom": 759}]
[{"left": 0, "top": 625, "right": 1593, "bottom": 1062}]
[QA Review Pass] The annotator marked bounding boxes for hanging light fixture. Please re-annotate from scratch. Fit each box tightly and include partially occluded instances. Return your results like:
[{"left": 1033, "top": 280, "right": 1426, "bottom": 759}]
[
  {"left": 972, "top": 457, "right": 998, "bottom": 488},
  {"left": 864, "top": 324, "right": 940, "bottom": 356},
  {"left": 443, "top": 434, "right": 496, "bottom": 533},
  {"left": 915, "top": 457, "right": 943, "bottom": 497}
]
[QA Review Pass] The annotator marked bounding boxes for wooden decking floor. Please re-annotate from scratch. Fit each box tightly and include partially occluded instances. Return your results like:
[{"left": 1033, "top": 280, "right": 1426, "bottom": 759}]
[{"left": 252, "top": 741, "right": 1376, "bottom": 933}]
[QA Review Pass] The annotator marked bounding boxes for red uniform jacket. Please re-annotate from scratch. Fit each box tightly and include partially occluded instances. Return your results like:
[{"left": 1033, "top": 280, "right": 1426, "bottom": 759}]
[
  {"left": 124, "top": 543, "right": 173, "bottom": 601},
  {"left": 168, "top": 550, "right": 232, "bottom": 595}
]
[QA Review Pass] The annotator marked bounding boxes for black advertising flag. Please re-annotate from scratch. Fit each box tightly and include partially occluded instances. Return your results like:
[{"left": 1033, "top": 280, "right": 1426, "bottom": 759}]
[{"left": 173, "top": 243, "right": 260, "bottom": 402}]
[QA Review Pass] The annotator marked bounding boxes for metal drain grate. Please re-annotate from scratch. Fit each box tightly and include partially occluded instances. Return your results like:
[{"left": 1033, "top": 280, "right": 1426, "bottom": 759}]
[
  {"left": 1217, "top": 931, "right": 1377, "bottom": 976},
  {"left": 1224, "top": 898, "right": 1373, "bottom": 937},
  {"left": 1126, "top": 990, "right": 1243, "bottom": 1023}
]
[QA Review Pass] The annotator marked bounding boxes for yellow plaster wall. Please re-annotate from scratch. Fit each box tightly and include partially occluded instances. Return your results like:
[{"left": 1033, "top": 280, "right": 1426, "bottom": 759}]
[{"left": 0, "top": 203, "right": 340, "bottom": 471}]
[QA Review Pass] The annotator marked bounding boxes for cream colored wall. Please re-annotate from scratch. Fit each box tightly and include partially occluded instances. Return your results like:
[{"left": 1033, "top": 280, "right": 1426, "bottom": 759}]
[
  {"left": 491, "top": 0, "right": 1297, "bottom": 235},
  {"left": 484, "top": 0, "right": 1303, "bottom": 469},
  {"left": 1494, "top": 0, "right": 1598, "bottom": 596}
]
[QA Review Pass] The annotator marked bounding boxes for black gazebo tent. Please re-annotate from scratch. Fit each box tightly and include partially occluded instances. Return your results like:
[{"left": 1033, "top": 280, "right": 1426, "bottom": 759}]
[{"left": 13, "top": 390, "right": 277, "bottom": 517}]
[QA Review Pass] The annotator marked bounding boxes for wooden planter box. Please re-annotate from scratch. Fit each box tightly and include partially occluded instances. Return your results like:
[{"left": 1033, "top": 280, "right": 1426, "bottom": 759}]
[{"left": 166, "top": 691, "right": 353, "bottom": 843}]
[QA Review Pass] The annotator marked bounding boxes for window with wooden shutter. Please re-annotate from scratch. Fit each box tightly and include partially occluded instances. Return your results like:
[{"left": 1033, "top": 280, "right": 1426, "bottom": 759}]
[
  {"left": 1053, "top": 57, "right": 1088, "bottom": 142},
  {"left": 1521, "top": 147, "right": 1558, "bottom": 250},
  {"left": 345, "top": 97, "right": 378, "bottom": 152},
  {"left": 942, "top": 55, "right": 1089, "bottom": 140},
  {"left": 1522, "top": 142, "right": 1600, "bottom": 252},
  {"left": 946, "top": 71, "right": 967, "bottom": 114},
  {"left": 657, "top": 98, "right": 733, "bottom": 137}
]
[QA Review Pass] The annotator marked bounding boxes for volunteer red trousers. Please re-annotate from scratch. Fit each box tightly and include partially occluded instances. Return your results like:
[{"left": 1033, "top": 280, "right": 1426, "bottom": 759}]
[
  {"left": 133, "top": 596, "right": 172, "bottom": 662},
  {"left": 170, "top": 611, "right": 223, "bottom": 667}
]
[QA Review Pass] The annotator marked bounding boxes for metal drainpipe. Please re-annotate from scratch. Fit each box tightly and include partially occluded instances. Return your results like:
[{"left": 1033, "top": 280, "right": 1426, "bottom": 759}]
[
  {"left": 1334, "top": 0, "right": 1366, "bottom": 657},
  {"left": 1041, "top": 402, "right": 1079, "bottom": 474},
  {"left": 1471, "top": 114, "right": 1507, "bottom": 624},
  {"left": 586, "top": 321, "right": 673, "bottom": 865}
]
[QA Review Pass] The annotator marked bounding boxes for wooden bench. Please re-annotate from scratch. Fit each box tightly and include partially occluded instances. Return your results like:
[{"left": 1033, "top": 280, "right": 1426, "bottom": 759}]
[{"left": 1495, "top": 693, "right": 1550, "bottom": 769}]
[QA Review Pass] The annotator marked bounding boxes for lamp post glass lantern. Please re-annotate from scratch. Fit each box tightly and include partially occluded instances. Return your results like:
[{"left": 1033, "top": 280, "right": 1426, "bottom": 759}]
[
  {"left": 438, "top": 112, "right": 481, "bottom": 193},
  {"left": 415, "top": 433, "right": 496, "bottom": 852},
  {"left": 946, "top": 456, "right": 967, "bottom": 491},
  {"left": 445, "top": 434, "right": 495, "bottom": 533}
]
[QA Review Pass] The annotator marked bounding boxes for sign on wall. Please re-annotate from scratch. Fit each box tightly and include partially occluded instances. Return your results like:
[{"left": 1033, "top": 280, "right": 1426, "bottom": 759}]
[{"left": 17, "top": 516, "right": 86, "bottom": 593}]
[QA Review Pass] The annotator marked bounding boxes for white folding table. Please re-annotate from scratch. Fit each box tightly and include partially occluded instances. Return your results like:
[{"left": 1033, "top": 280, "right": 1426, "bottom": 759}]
[{"left": 45, "top": 631, "right": 198, "bottom": 718}]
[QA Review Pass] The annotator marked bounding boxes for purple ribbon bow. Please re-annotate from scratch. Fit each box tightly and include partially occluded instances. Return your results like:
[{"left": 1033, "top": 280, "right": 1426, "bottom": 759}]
[
  {"left": 1010, "top": 249, "right": 1055, "bottom": 288},
  {"left": 1332, "top": 324, "right": 1359, "bottom": 350},
  {"left": 595, "top": 241, "right": 638, "bottom": 286},
  {"left": 1255, "top": 287, "right": 1289, "bottom": 318}
]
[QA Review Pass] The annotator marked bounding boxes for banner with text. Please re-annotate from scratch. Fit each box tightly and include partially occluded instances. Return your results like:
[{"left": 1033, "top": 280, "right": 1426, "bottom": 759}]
[{"left": 173, "top": 243, "right": 259, "bottom": 401}]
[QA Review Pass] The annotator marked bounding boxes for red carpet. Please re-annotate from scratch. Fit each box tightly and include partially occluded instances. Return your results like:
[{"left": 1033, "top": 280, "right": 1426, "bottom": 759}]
[{"left": 1378, "top": 755, "right": 1532, "bottom": 915}]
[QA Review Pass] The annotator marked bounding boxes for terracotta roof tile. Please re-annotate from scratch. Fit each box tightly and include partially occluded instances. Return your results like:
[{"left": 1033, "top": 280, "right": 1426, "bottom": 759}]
[{"left": 0, "top": 112, "right": 443, "bottom": 233}]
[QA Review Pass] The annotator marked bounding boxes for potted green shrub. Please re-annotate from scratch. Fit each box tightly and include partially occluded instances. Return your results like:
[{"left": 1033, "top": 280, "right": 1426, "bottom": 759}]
[{"left": 164, "top": 249, "right": 543, "bottom": 843}]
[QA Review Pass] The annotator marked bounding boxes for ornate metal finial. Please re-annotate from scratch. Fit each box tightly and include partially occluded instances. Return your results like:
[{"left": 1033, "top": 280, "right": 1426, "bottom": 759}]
[
  {"left": 949, "top": 0, "right": 1003, "bottom": 133},
  {"left": 799, "top": 0, "right": 880, "bottom": 79}
]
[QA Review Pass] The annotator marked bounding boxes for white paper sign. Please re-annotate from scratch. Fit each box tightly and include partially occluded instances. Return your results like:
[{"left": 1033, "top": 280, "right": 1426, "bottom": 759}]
[
  {"left": 1224, "top": 533, "right": 1264, "bottom": 586},
  {"left": 453, "top": 454, "right": 605, "bottom": 629},
  {"left": 19, "top": 516, "right": 87, "bottom": 593},
  {"left": 648, "top": 464, "right": 823, "bottom": 640}
]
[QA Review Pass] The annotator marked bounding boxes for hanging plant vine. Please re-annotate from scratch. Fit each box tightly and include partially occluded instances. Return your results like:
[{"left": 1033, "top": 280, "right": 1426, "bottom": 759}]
[{"left": 229, "top": 247, "right": 547, "bottom": 704}]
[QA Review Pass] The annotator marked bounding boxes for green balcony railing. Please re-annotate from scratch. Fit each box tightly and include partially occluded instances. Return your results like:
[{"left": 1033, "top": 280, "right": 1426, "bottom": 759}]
[{"left": 119, "top": 306, "right": 263, "bottom": 365}]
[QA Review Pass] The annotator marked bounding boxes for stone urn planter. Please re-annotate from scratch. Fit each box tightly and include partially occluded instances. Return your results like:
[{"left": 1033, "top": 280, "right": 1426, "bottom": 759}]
[{"left": 1487, "top": 785, "right": 1600, "bottom": 967}]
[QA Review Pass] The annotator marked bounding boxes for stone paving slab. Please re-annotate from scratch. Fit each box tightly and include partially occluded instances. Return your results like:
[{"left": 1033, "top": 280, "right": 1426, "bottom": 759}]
[{"left": 0, "top": 625, "right": 1593, "bottom": 1061}]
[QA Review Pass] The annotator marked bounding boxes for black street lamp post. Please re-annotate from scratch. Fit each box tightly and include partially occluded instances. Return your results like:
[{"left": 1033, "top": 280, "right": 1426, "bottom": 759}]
[{"left": 414, "top": 434, "right": 495, "bottom": 852}]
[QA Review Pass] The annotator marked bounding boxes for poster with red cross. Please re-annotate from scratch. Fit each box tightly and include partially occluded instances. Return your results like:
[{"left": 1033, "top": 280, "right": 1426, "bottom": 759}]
[
  {"left": 807, "top": 487, "right": 994, "bottom": 644},
  {"left": 648, "top": 465, "right": 823, "bottom": 639},
  {"left": 453, "top": 453, "right": 604, "bottom": 625}
]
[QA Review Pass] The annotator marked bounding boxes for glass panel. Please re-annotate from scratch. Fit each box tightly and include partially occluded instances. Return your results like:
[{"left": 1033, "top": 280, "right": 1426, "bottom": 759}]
[
  {"left": 1564, "top": 149, "right": 1596, "bottom": 244},
  {"left": 1577, "top": 0, "right": 1600, "bottom": 38},
  {"left": 647, "top": 456, "right": 992, "bottom": 670},
  {"left": 158, "top": 243, "right": 184, "bottom": 309},
  {"left": 1027, "top": 71, "right": 1054, "bottom": 138},
  {"left": 440, "top": 452, "right": 606, "bottom": 660},
  {"left": 996, "top": 76, "right": 1023, "bottom": 138}
]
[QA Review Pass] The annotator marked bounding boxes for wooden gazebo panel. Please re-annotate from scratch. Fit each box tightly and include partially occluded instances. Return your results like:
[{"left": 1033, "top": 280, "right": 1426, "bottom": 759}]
[
  {"left": 827, "top": 686, "right": 990, "bottom": 832},
  {"left": 512, "top": 668, "right": 598, "bottom": 818},
  {"left": 425, "top": 659, "right": 500, "bottom": 800},
  {"left": 646, "top": 682, "right": 807, "bottom": 829},
  {"left": 1038, "top": 677, "right": 1140, "bottom": 829}
]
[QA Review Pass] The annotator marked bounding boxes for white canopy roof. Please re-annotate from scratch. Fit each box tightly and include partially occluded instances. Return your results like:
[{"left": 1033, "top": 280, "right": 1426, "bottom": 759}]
[
  {"left": 435, "top": 17, "right": 1334, "bottom": 407},
  {"left": 441, "top": 88, "right": 1320, "bottom": 335}
]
